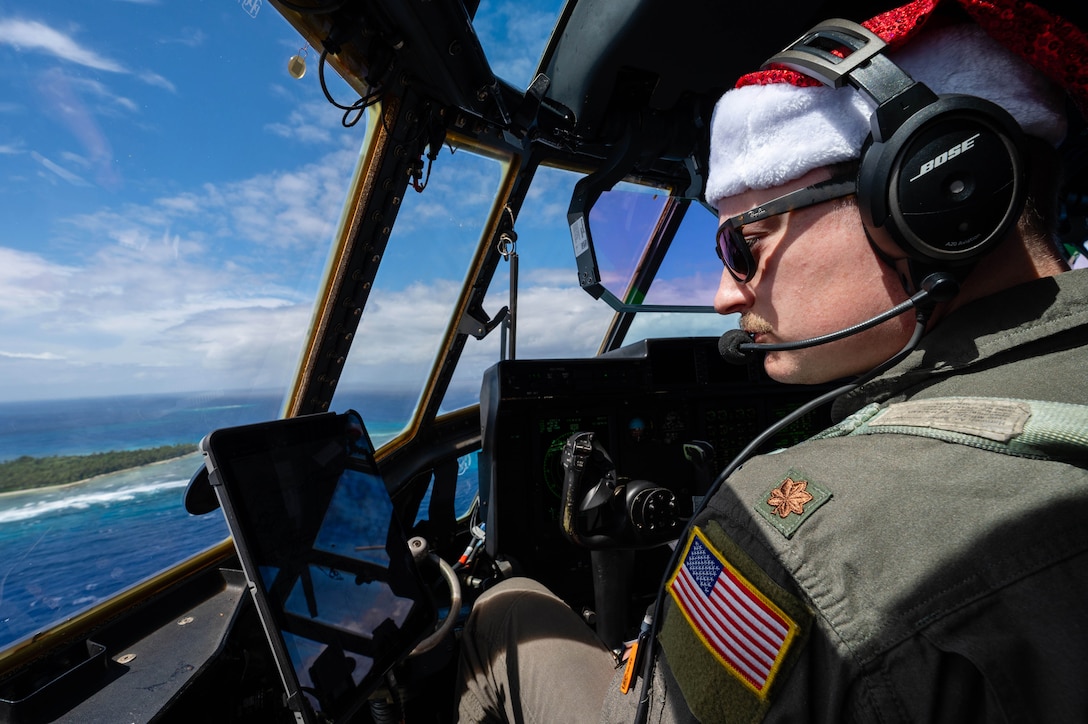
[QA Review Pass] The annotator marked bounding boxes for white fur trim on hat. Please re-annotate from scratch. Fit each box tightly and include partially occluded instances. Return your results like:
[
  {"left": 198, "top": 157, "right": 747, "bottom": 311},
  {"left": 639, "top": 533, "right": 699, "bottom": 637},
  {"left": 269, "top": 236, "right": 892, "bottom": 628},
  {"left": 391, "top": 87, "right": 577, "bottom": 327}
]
[
  {"left": 705, "top": 83, "right": 872, "bottom": 205},
  {"left": 705, "top": 23, "right": 1068, "bottom": 208}
]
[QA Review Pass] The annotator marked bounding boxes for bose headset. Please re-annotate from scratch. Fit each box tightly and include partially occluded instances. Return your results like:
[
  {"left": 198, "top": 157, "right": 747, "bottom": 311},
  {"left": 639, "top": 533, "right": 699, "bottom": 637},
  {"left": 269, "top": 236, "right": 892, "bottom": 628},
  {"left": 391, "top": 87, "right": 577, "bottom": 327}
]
[{"left": 764, "top": 19, "right": 1029, "bottom": 286}]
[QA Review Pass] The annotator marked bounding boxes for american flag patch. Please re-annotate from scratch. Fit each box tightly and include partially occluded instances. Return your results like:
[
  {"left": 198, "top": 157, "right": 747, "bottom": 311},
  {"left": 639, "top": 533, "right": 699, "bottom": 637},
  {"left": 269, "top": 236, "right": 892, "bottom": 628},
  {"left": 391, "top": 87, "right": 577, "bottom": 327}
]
[{"left": 667, "top": 529, "right": 797, "bottom": 696}]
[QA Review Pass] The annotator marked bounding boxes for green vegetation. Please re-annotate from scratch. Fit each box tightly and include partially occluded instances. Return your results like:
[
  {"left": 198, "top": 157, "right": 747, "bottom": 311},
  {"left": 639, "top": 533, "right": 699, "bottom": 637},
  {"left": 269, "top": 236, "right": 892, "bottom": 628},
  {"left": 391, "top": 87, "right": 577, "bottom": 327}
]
[{"left": 0, "top": 444, "right": 198, "bottom": 493}]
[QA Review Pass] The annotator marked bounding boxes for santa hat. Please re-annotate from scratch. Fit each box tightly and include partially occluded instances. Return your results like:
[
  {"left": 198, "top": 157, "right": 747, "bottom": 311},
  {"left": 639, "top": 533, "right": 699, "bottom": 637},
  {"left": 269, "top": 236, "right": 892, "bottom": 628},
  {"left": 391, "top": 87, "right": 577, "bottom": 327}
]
[{"left": 704, "top": 0, "right": 1088, "bottom": 207}]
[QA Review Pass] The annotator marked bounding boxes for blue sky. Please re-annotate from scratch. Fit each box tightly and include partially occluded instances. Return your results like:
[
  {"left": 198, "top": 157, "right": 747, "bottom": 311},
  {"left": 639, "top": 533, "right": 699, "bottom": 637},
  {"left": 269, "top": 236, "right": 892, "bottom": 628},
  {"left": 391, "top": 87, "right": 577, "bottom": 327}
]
[{"left": 0, "top": 0, "right": 572, "bottom": 401}]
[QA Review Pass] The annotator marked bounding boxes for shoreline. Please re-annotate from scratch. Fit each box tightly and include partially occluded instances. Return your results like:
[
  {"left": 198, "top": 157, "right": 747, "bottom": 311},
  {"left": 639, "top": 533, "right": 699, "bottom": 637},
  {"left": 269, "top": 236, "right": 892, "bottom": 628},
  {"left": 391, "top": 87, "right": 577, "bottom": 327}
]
[{"left": 0, "top": 451, "right": 203, "bottom": 500}]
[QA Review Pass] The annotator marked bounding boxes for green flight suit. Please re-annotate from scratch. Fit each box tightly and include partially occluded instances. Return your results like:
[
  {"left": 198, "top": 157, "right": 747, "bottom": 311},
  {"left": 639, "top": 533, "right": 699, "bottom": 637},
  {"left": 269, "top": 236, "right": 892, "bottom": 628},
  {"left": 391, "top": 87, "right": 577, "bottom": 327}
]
[{"left": 610, "top": 269, "right": 1088, "bottom": 723}]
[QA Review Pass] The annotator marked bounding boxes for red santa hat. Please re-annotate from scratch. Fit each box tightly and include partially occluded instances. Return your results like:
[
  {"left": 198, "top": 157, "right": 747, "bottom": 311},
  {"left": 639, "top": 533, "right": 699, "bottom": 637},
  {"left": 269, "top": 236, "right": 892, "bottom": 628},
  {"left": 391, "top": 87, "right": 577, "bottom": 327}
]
[{"left": 704, "top": 0, "right": 1088, "bottom": 207}]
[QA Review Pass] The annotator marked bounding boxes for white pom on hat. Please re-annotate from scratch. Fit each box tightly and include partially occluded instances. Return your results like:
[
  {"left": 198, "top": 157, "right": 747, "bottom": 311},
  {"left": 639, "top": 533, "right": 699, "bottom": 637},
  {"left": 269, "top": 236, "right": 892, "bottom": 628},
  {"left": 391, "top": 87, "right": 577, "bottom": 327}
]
[{"left": 704, "top": 20, "right": 1069, "bottom": 208}]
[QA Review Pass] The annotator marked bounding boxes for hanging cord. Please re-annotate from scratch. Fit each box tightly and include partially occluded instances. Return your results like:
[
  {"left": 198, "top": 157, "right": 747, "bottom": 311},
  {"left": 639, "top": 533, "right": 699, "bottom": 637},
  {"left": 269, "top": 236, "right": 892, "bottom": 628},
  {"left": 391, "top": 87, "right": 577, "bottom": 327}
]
[
  {"left": 409, "top": 154, "right": 433, "bottom": 192},
  {"left": 318, "top": 48, "right": 383, "bottom": 127},
  {"left": 631, "top": 307, "right": 933, "bottom": 724},
  {"left": 407, "top": 118, "right": 446, "bottom": 192}
]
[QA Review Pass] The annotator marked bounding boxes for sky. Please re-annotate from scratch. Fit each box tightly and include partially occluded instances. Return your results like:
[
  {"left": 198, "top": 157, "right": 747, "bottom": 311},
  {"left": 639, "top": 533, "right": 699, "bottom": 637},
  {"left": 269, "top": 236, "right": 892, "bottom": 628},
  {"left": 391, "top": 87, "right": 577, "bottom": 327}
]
[{"left": 0, "top": 0, "right": 595, "bottom": 402}]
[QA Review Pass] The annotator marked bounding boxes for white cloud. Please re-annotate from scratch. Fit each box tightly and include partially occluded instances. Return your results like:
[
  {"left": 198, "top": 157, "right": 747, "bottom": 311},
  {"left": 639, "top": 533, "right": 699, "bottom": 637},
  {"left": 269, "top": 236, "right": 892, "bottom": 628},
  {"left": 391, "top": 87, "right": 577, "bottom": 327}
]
[
  {"left": 266, "top": 110, "right": 334, "bottom": 145},
  {"left": 388, "top": 148, "right": 504, "bottom": 237},
  {"left": 30, "top": 151, "right": 90, "bottom": 186},
  {"left": 163, "top": 28, "right": 206, "bottom": 48},
  {"left": 334, "top": 265, "right": 617, "bottom": 396},
  {"left": 507, "top": 275, "right": 616, "bottom": 354},
  {"left": 0, "top": 141, "right": 363, "bottom": 400},
  {"left": 65, "top": 142, "right": 357, "bottom": 253},
  {"left": 157, "top": 303, "right": 312, "bottom": 373},
  {"left": 0, "top": 248, "right": 77, "bottom": 330},
  {"left": 350, "top": 280, "right": 465, "bottom": 366},
  {"left": 638, "top": 273, "right": 721, "bottom": 306},
  {"left": 31, "top": 69, "right": 125, "bottom": 189},
  {"left": 64, "top": 76, "right": 140, "bottom": 114},
  {"left": 0, "top": 230, "right": 316, "bottom": 399},
  {"left": 0, "top": 18, "right": 177, "bottom": 94},
  {"left": 136, "top": 71, "right": 177, "bottom": 93},
  {"left": 0, "top": 19, "right": 126, "bottom": 73},
  {"left": 58, "top": 150, "right": 90, "bottom": 167},
  {"left": 0, "top": 350, "right": 65, "bottom": 361}
]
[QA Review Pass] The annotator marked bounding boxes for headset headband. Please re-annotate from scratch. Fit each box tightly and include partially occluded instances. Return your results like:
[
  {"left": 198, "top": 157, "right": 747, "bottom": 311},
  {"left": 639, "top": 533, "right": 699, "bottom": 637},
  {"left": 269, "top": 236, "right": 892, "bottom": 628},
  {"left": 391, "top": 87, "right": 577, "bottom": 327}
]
[{"left": 763, "top": 18, "right": 1028, "bottom": 283}]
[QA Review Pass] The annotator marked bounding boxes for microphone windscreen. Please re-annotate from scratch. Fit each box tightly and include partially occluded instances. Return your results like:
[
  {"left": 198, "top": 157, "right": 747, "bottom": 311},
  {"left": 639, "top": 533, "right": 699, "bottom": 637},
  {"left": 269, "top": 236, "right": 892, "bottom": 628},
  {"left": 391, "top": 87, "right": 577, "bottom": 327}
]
[{"left": 717, "top": 330, "right": 752, "bottom": 365}]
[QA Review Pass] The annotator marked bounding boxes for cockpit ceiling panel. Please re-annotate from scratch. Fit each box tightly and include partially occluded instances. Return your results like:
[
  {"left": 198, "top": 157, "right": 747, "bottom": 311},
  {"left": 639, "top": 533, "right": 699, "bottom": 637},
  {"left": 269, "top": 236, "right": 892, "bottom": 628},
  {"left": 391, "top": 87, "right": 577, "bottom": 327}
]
[
  {"left": 284, "top": 0, "right": 1085, "bottom": 140},
  {"left": 535, "top": 0, "right": 1085, "bottom": 142},
  {"left": 537, "top": 0, "right": 907, "bottom": 141}
]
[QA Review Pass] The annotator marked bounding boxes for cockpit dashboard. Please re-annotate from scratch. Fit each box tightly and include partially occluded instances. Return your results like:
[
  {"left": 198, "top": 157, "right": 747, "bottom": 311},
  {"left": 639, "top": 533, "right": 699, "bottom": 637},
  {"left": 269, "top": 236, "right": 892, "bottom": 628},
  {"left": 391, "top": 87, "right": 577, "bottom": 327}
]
[{"left": 479, "top": 337, "right": 837, "bottom": 629}]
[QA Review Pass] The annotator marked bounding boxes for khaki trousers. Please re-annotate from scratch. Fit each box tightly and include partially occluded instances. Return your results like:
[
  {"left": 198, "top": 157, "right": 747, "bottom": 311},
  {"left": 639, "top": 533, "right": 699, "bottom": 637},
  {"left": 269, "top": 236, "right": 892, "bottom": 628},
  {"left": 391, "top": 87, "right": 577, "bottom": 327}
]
[{"left": 456, "top": 578, "right": 620, "bottom": 723}]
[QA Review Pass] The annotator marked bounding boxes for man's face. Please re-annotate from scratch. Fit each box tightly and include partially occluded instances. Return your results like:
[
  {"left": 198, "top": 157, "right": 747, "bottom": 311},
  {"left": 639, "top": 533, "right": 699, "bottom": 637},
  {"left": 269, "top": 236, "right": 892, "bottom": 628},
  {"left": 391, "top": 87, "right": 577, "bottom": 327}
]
[{"left": 713, "top": 167, "right": 915, "bottom": 384}]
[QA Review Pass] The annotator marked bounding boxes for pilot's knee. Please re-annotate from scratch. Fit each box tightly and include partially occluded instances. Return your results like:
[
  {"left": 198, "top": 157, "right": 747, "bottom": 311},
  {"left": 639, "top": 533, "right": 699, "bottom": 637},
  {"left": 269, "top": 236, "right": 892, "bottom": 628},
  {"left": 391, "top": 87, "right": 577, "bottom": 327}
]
[
  {"left": 466, "top": 577, "right": 595, "bottom": 656},
  {"left": 464, "top": 577, "right": 564, "bottom": 634}
]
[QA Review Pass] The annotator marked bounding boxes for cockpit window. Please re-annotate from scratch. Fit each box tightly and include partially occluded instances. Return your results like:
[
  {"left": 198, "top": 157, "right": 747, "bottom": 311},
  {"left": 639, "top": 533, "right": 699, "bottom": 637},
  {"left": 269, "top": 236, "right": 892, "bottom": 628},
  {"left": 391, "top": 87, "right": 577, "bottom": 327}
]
[
  {"left": 584, "top": 182, "right": 724, "bottom": 317},
  {"left": 444, "top": 169, "right": 727, "bottom": 416},
  {"left": 633, "top": 196, "right": 722, "bottom": 307},
  {"left": 587, "top": 183, "right": 671, "bottom": 298},
  {"left": 0, "top": 6, "right": 353, "bottom": 649},
  {"left": 578, "top": 180, "right": 728, "bottom": 345},
  {"left": 332, "top": 146, "right": 508, "bottom": 437},
  {"left": 473, "top": 0, "right": 565, "bottom": 91},
  {"left": 444, "top": 164, "right": 618, "bottom": 411},
  {"left": 623, "top": 199, "right": 732, "bottom": 342}
]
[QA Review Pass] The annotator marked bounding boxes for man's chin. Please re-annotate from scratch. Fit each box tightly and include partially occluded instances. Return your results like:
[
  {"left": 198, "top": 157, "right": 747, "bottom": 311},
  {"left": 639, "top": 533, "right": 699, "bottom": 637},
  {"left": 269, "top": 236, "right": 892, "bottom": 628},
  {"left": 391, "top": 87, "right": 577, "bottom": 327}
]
[
  {"left": 762, "top": 354, "right": 804, "bottom": 385},
  {"left": 763, "top": 351, "right": 836, "bottom": 386}
]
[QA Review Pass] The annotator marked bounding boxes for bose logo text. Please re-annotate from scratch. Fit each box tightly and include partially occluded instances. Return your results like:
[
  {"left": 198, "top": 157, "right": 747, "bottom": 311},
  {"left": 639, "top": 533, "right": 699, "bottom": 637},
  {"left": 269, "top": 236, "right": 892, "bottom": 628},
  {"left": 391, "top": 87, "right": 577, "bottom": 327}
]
[{"left": 909, "top": 133, "right": 981, "bottom": 182}]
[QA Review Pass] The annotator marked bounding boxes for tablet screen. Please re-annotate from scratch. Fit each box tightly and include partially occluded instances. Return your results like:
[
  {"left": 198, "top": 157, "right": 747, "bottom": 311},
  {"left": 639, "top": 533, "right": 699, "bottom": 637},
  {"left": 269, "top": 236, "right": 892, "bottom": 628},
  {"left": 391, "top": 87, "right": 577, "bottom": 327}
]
[{"left": 202, "top": 411, "right": 434, "bottom": 723}]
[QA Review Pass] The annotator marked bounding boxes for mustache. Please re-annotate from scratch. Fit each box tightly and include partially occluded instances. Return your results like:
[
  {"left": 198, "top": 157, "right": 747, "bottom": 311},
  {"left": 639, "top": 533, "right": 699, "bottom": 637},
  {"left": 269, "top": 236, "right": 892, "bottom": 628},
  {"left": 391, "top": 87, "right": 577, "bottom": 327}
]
[{"left": 739, "top": 312, "right": 773, "bottom": 335}]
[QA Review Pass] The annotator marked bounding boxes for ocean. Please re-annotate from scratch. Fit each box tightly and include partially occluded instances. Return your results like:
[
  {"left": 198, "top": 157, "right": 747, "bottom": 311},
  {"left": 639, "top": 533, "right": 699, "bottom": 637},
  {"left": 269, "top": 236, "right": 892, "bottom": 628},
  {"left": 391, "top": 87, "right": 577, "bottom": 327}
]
[{"left": 0, "top": 390, "right": 420, "bottom": 649}]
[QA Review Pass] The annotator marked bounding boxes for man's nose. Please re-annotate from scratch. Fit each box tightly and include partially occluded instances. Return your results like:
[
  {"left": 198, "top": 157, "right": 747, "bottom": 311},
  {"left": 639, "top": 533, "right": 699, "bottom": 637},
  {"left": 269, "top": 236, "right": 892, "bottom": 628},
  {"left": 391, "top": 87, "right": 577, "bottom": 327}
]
[{"left": 714, "top": 266, "right": 753, "bottom": 315}]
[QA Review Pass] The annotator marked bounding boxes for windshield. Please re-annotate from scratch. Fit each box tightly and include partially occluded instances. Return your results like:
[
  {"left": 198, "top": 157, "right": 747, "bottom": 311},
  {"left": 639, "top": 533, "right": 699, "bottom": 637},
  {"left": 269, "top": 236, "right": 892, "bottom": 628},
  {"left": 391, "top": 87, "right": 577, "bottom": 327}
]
[
  {"left": 596, "top": 186, "right": 732, "bottom": 342},
  {"left": 0, "top": 0, "right": 571, "bottom": 652},
  {"left": 0, "top": 2, "right": 359, "bottom": 649}
]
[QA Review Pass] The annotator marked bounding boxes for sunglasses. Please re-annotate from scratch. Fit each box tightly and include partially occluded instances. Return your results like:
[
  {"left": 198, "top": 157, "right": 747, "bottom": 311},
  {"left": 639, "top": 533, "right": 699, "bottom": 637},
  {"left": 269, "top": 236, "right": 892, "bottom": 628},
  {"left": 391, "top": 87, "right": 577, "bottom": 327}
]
[{"left": 715, "top": 175, "right": 857, "bottom": 283}]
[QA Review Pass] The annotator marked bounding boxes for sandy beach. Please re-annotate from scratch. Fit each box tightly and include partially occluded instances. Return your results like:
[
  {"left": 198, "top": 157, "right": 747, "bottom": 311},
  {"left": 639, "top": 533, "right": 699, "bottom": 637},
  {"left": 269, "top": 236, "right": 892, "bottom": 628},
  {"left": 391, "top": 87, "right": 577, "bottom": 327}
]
[{"left": 0, "top": 451, "right": 204, "bottom": 501}]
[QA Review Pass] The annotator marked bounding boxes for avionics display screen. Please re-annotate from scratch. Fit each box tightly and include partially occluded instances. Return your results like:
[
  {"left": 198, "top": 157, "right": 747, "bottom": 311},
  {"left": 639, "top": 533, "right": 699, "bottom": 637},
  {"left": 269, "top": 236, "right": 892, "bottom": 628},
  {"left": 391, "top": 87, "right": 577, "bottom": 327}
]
[{"left": 202, "top": 411, "right": 435, "bottom": 724}]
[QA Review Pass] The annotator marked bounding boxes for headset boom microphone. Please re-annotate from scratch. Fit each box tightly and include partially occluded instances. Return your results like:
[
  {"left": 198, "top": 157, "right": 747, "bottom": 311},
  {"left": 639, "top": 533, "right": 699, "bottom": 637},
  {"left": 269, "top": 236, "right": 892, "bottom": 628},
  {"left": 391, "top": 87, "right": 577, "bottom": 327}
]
[{"left": 717, "top": 271, "right": 959, "bottom": 365}]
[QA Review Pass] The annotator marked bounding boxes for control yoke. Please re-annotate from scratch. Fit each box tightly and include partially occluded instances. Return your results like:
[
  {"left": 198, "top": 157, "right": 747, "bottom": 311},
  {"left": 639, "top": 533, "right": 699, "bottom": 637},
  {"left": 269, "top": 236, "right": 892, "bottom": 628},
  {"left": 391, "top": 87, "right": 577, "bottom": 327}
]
[{"left": 559, "top": 431, "right": 694, "bottom": 549}]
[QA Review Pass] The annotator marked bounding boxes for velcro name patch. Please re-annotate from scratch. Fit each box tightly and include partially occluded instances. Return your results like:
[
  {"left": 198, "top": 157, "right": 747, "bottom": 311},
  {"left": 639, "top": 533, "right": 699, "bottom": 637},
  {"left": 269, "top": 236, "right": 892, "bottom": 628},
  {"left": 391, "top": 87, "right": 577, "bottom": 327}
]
[{"left": 870, "top": 397, "right": 1030, "bottom": 442}]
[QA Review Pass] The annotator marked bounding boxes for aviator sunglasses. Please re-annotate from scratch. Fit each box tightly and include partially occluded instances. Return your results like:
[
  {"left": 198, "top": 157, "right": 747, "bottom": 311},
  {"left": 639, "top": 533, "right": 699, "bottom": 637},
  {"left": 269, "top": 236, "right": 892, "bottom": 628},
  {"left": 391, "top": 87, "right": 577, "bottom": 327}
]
[{"left": 715, "top": 175, "right": 857, "bottom": 283}]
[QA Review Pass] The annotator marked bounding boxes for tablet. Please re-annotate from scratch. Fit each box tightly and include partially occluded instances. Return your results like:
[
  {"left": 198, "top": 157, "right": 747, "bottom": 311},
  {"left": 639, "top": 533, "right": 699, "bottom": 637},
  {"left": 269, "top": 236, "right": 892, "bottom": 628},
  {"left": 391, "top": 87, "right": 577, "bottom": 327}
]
[{"left": 201, "top": 410, "right": 435, "bottom": 723}]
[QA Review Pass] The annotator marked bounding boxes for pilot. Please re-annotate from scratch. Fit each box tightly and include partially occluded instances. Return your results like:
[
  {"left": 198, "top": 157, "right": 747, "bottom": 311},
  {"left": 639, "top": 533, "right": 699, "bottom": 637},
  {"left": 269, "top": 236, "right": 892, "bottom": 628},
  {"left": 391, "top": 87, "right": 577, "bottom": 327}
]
[{"left": 457, "top": 2, "right": 1088, "bottom": 722}]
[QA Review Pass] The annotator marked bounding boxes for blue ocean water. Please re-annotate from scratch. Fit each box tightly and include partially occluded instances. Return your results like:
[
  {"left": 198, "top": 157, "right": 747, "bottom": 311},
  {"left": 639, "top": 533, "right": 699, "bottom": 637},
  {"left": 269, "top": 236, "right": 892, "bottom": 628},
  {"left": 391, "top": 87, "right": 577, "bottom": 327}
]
[
  {"left": 0, "top": 391, "right": 286, "bottom": 463},
  {"left": 0, "top": 454, "right": 225, "bottom": 647},
  {"left": 0, "top": 390, "right": 419, "bottom": 649}
]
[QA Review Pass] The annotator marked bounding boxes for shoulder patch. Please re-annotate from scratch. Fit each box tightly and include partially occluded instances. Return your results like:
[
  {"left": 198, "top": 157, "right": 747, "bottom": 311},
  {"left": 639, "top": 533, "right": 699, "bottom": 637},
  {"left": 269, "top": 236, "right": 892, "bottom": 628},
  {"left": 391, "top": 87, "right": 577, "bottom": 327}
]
[
  {"left": 659, "top": 523, "right": 811, "bottom": 722},
  {"left": 666, "top": 528, "right": 799, "bottom": 696},
  {"left": 870, "top": 397, "right": 1031, "bottom": 442},
  {"left": 755, "top": 468, "right": 831, "bottom": 539}
]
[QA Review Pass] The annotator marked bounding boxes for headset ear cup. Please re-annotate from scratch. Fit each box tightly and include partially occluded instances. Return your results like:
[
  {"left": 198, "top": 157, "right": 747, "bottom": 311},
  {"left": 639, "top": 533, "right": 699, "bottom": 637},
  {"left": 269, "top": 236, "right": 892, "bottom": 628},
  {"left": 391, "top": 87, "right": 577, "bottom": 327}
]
[{"left": 857, "top": 94, "right": 1028, "bottom": 267}]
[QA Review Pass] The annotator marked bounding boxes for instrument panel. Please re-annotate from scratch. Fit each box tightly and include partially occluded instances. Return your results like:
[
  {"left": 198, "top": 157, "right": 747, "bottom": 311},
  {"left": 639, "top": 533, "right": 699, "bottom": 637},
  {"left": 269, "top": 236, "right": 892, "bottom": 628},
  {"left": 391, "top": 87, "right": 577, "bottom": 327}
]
[{"left": 478, "top": 337, "right": 837, "bottom": 602}]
